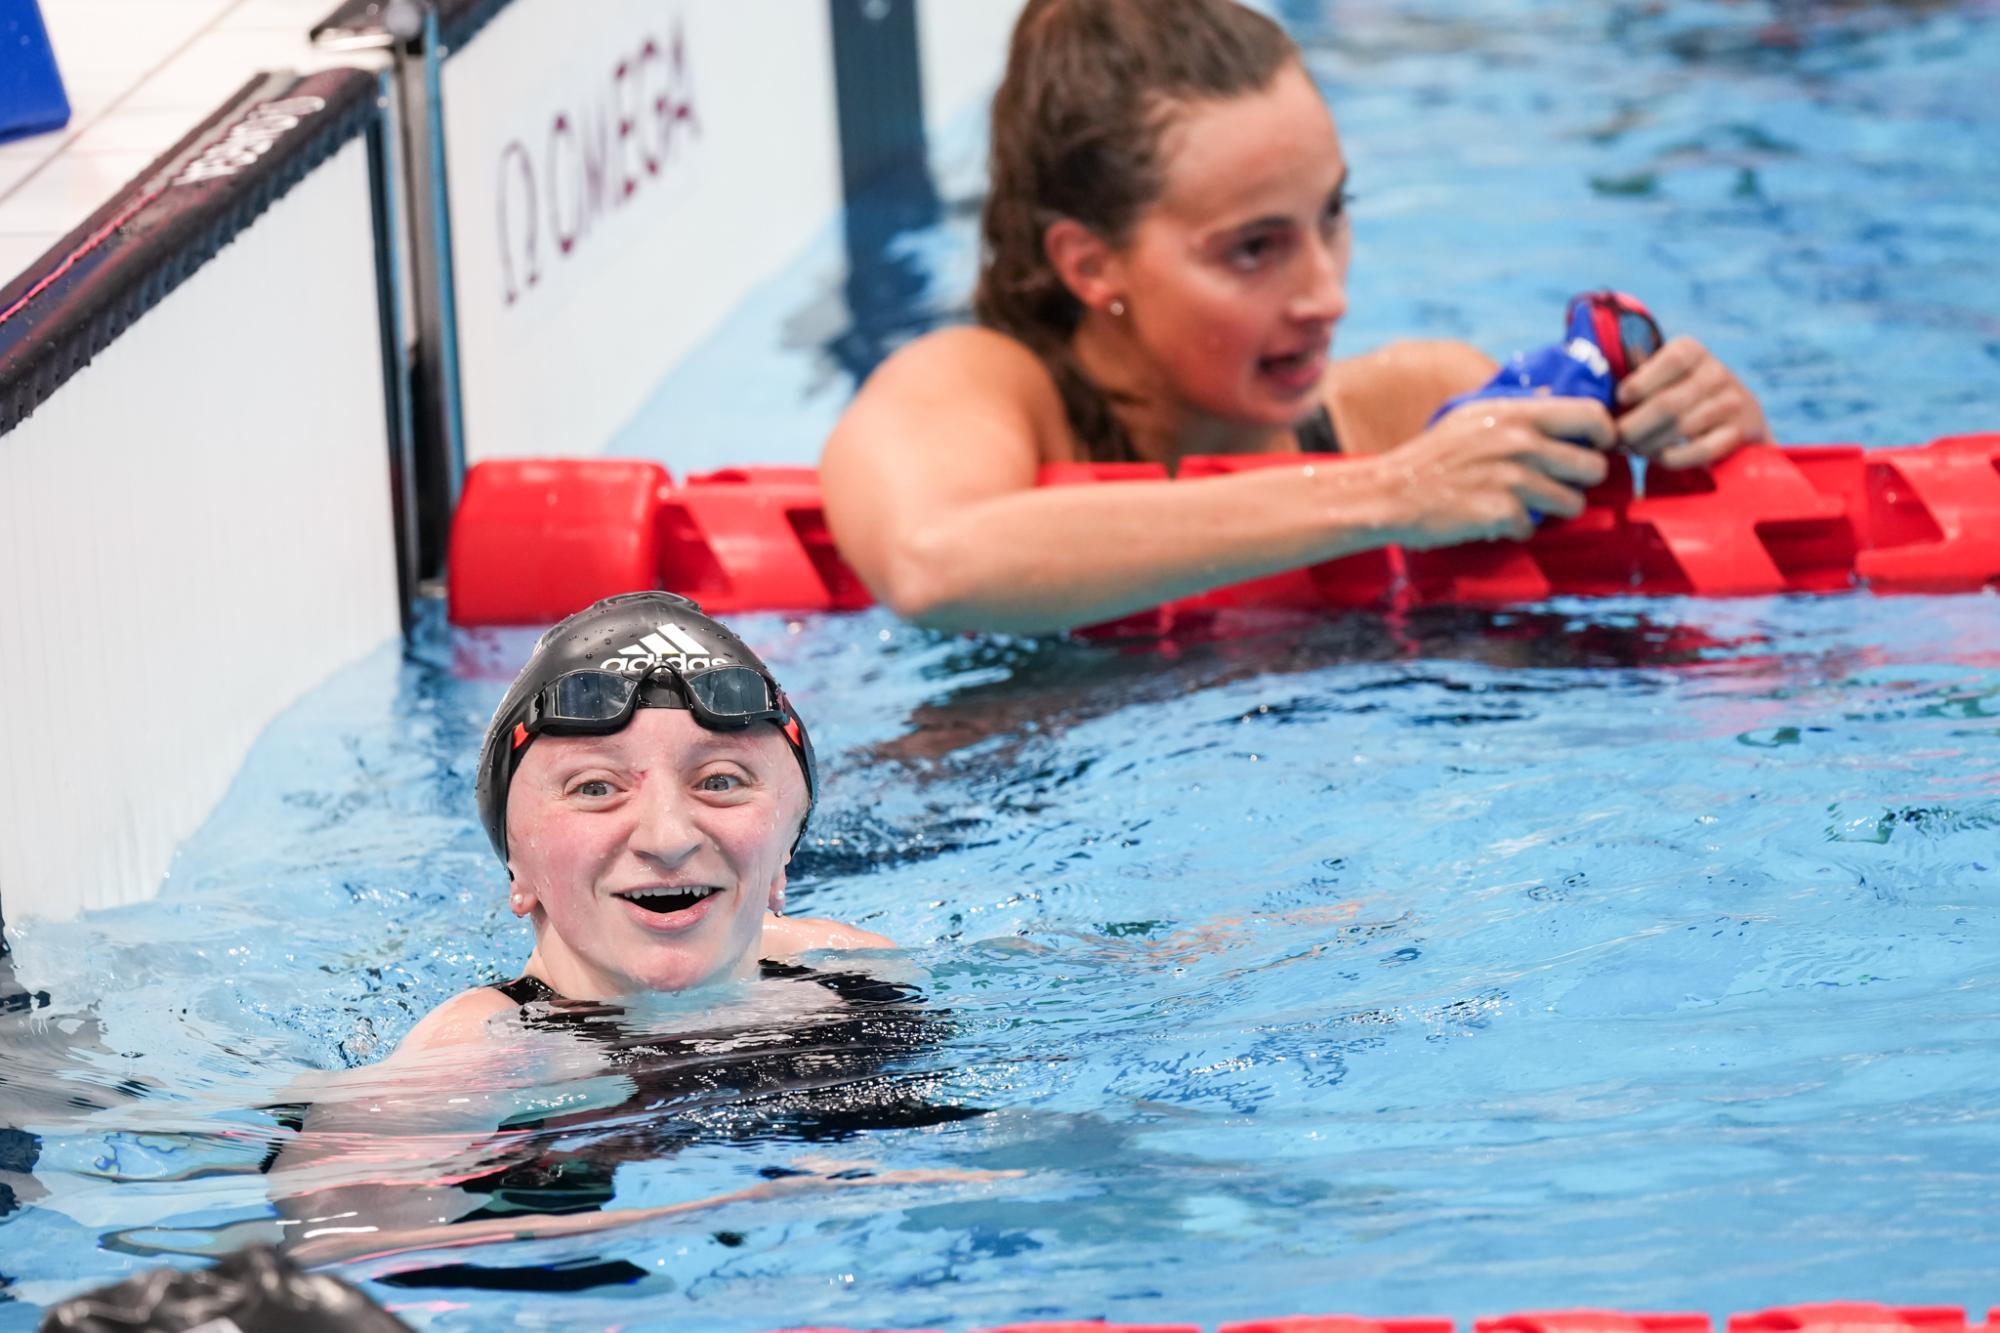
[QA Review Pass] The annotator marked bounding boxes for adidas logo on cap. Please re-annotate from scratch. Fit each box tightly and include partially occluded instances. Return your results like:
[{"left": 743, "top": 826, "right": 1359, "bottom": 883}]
[{"left": 600, "top": 622, "right": 733, "bottom": 674}]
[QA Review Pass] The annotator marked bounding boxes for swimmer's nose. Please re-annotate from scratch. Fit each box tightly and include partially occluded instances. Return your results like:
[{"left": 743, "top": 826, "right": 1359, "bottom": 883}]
[
  {"left": 628, "top": 782, "right": 703, "bottom": 871},
  {"left": 1291, "top": 231, "right": 1348, "bottom": 325}
]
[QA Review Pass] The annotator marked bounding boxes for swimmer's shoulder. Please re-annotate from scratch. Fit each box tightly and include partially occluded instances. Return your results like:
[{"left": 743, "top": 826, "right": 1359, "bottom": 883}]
[
  {"left": 833, "top": 324, "right": 1077, "bottom": 466},
  {"left": 393, "top": 985, "right": 520, "bottom": 1058},
  {"left": 872, "top": 324, "right": 1063, "bottom": 401},
  {"left": 1326, "top": 338, "right": 1499, "bottom": 455},
  {"left": 763, "top": 913, "right": 896, "bottom": 957}
]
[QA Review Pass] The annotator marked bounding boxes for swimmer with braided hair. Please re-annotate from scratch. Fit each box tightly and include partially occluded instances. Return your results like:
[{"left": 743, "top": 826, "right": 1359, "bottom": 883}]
[{"left": 821, "top": 0, "right": 1769, "bottom": 635}]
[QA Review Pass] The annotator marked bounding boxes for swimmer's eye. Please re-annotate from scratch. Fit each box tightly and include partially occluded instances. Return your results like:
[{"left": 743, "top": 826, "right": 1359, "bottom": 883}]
[
  {"left": 696, "top": 771, "right": 744, "bottom": 794},
  {"left": 1322, "top": 187, "right": 1354, "bottom": 229},
  {"left": 570, "top": 778, "right": 616, "bottom": 799},
  {"left": 1226, "top": 228, "right": 1290, "bottom": 272}
]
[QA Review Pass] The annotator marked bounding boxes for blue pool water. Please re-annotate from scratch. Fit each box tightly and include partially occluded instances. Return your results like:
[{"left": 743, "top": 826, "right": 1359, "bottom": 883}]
[{"left": 6, "top": 2, "right": 2000, "bottom": 1329}]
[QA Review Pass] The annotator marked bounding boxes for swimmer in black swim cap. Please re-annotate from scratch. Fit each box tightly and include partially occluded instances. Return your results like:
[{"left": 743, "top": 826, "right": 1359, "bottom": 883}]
[
  {"left": 404, "top": 593, "right": 890, "bottom": 1050},
  {"left": 474, "top": 590, "right": 818, "bottom": 864}
]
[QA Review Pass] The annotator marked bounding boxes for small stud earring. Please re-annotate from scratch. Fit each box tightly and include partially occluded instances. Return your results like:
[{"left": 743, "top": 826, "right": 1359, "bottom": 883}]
[
  {"left": 1108, "top": 298, "right": 1127, "bottom": 318},
  {"left": 510, "top": 893, "right": 526, "bottom": 912}
]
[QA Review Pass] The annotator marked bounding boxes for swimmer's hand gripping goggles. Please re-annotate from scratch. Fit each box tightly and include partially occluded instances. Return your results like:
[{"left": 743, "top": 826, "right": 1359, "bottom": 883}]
[{"left": 1430, "top": 290, "right": 1664, "bottom": 425}]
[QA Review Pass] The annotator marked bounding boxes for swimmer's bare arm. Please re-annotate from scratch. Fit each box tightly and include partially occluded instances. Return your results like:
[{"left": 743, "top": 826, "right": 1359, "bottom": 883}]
[
  {"left": 266, "top": 993, "right": 542, "bottom": 1242},
  {"left": 286, "top": 1163, "right": 1024, "bottom": 1269},
  {"left": 821, "top": 328, "right": 1610, "bottom": 636}
]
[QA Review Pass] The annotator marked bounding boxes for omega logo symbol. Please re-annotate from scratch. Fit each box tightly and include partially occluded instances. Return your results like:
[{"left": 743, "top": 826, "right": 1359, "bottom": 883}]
[{"left": 495, "top": 23, "right": 701, "bottom": 307}]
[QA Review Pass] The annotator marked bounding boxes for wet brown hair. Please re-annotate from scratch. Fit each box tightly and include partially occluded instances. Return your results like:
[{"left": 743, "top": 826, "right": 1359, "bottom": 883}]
[{"left": 974, "top": 0, "right": 1301, "bottom": 462}]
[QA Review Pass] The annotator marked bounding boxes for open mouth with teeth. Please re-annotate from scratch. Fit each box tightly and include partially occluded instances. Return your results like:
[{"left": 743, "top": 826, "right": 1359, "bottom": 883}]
[
  {"left": 1257, "top": 347, "right": 1323, "bottom": 387},
  {"left": 616, "top": 885, "right": 723, "bottom": 918}
]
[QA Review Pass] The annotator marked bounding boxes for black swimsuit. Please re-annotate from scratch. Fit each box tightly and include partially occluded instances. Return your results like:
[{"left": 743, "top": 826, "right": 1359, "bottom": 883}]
[
  {"left": 451, "top": 962, "right": 981, "bottom": 1221},
  {"left": 1296, "top": 403, "right": 1343, "bottom": 455}
]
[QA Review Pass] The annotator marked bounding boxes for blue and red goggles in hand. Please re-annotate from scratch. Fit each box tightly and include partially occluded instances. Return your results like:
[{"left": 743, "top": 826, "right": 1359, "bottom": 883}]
[
  {"left": 1430, "top": 290, "right": 1665, "bottom": 425},
  {"left": 507, "top": 662, "right": 817, "bottom": 819},
  {"left": 1570, "top": 289, "right": 1664, "bottom": 385}
]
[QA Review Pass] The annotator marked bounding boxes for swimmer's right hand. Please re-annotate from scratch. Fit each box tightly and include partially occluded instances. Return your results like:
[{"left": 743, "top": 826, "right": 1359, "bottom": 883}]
[{"left": 1368, "top": 396, "right": 1614, "bottom": 548}]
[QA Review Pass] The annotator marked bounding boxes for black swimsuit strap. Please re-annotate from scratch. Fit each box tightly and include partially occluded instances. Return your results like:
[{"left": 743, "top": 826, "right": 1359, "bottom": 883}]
[
  {"left": 492, "top": 974, "right": 562, "bottom": 1005},
  {"left": 488, "top": 961, "right": 863, "bottom": 1010},
  {"left": 1295, "top": 403, "right": 1342, "bottom": 455}
]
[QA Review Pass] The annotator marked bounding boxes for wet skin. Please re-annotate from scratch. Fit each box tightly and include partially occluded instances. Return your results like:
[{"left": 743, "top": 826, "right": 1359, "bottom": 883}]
[
  {"left": 1066, "top": 61, "right": 1353, "bottom": 450},
  {"left": 505, "top": 708, "right": 807, "bottom": 997}
]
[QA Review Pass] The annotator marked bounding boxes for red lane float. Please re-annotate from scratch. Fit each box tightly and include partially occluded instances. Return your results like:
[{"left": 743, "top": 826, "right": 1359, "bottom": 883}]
[
  {"left": 973, "top": 1323, "right": 1203, "bottom": 1333},
  {"left": 1727, "top": 1305, "right": 1969, "bottom": 1333},
  {"left": 1216, "top": 1312, "right": 1456, "bottom": 1320},
  {"left": 1475, "top": 1314, "right": 1711, "bottom": 1333},
  {"left": 769, "top": 1309, "right": 1989, "bottom": 1333},
  {"left": 446, "top": 435, "right": 2000, "bottom": 626}
]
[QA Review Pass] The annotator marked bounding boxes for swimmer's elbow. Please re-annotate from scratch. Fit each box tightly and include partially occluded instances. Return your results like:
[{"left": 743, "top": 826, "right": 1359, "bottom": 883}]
[
  {"left": 875, "top": 525, "right": 979, "bottom": 630},
  {"left": 875, "top": 518, "right": 1077, "bottom": 636}
]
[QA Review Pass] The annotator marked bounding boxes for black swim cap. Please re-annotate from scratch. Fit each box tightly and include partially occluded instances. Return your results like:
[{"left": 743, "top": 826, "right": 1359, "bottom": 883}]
[{"left": 474, "top": 592, "right": 816, "bottom": 865}]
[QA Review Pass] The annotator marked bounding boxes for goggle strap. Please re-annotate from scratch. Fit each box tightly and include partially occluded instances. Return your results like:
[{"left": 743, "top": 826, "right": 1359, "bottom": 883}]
[
  {"left": 1579, "top": 289, "right": 1662, "bottom": 384},
  {"left": 1590, "top": 300, "right": 1629, "bottom": 381}
]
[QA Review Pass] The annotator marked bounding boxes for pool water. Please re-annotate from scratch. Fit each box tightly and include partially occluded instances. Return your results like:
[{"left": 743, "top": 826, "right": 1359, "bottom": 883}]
[{"left": 6, "top": 1, "right": 2000, "bottom": 1329}]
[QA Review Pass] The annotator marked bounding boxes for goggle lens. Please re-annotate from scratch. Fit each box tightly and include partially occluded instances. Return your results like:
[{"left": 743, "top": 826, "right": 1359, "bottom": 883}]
[
  {"left": 1616, "top": 307, "right": 1663, "bottom": 364},
  {"left": 523, "top": 665, "right": 786, "bottom": 747},
  {"left": 547, "top": 670, "right": 639, "bottom": 724},
  {"left": 681, "top": 664, "right": 778, "bottom": 719}
]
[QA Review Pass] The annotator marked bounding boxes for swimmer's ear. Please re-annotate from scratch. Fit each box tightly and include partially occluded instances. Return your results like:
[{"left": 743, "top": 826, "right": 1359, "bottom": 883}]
[
  {"left": 1044, "top": 217, "right": 1125, "bottom": 317},
  {"left": 767, "top": 868, "right": 787, "bottom": 917},
  {"left": 508, "top": 873, "right": 538, "bottom": 918}
]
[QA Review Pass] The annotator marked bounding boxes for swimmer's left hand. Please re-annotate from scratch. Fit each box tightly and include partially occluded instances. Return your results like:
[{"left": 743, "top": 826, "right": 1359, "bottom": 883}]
[{"left": 1614, "top": 334, "right": 1770, "bottom": 470}]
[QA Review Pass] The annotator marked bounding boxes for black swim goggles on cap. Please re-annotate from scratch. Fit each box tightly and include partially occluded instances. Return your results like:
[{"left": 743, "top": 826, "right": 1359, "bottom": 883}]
[{"left": 506, "top": 662, "right": 814, "bottom": 806}]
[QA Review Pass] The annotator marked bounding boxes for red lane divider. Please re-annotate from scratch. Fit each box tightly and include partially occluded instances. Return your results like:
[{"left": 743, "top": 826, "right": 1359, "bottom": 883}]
[
  {"left": 1626, "top": 445, "right": 1860, "bottom": 596},
  {"left": 768, "top": 1310, "right": 1980, "bottom": 1333},
  {"left": 446, "top": 435, "right": 2000, "bottom": 626},
  {"left": 1727, "top": 1305, "right": 1968, "bottom": 1333},
  {"left": 974, "top": 1323, "right": 1203, "bottom": 1332},
  {"left": 1854, "top": 435, "right": 2000, "bottom": 592},
  {"left": 656, "top": 466, "right": 873, "bottom": 614},
  {"left": 1221, "top": 1318, "right": 1456, "bottom": 1333},
  {"left": 450, "top": 459, "right": 668, "bottom": 627},
  {"left": 1475, "top": 1315, "right": 1710, "bottom": 1333}
]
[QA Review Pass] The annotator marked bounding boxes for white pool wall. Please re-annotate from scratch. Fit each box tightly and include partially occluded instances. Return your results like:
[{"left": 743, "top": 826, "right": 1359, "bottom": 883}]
[{"left": 0, "top": 135, "right": 401, "bottom": 922}]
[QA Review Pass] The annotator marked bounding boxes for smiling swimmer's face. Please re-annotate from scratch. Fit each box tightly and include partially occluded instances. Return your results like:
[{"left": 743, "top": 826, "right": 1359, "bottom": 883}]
[
  {"left": 1110, "top": 62, "right": 1351, "bottom": 429},
  {"left": 504, "top": 706, "right": 806, "bottom": 998}
]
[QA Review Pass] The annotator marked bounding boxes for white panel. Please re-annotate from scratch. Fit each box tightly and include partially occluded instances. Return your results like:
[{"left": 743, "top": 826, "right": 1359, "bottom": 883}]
[
  {"left": 443, "top": 0, "right": 844, "bottom": 463},
  {"left": 916, "top": 0, "right": 1024, "bottom": 141},
  {"left": 0, "top": 137, "right": 402, "bottom": 923}
]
